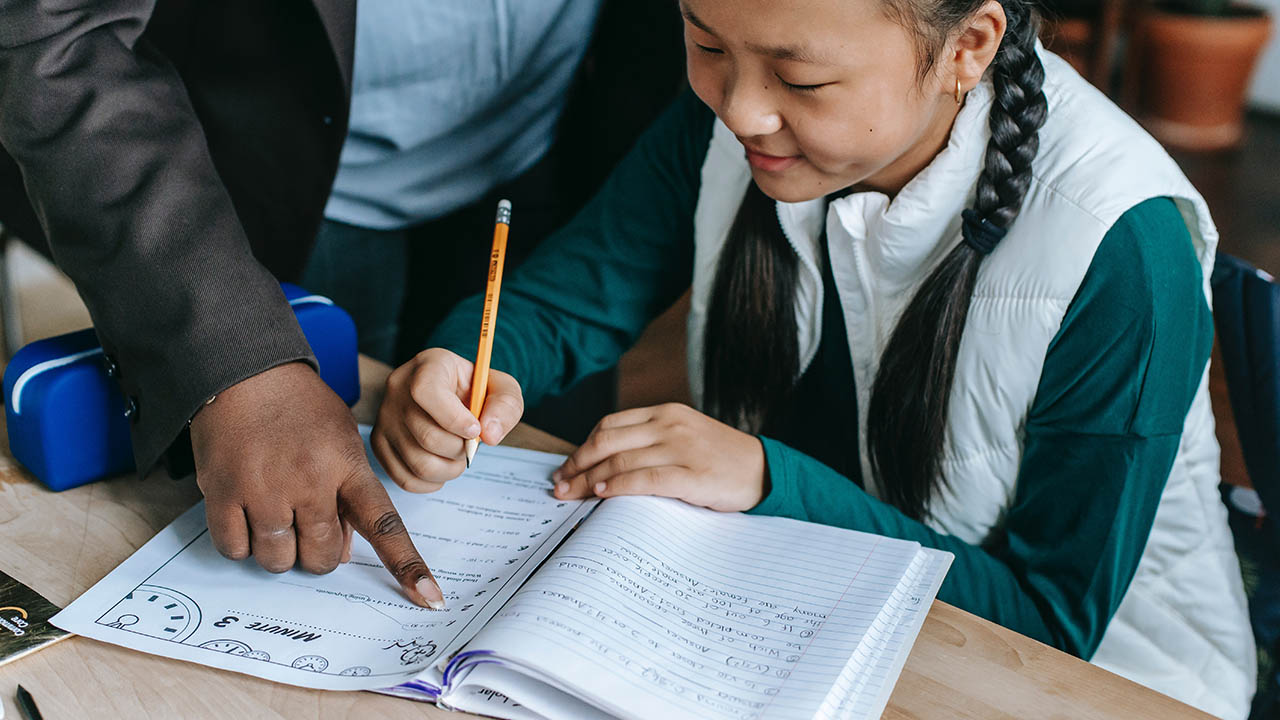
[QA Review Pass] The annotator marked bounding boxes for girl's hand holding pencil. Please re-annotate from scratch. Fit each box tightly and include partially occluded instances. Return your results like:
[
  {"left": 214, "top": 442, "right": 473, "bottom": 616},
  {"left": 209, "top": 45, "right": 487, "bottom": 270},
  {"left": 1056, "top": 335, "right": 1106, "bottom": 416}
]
[
  {"left": 371, "top": 348, "right": 524, "bottom": 492},
  {"left": 373, "top": 200, "right": 522, "bottom": 492}
]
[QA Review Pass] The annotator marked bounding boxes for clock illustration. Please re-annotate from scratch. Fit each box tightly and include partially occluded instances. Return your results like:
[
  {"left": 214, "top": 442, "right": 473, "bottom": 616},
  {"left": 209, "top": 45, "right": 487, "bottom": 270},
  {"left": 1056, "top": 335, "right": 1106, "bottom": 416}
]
[
  {"left": 245, "top": 650, "right": 272, "bottom": 661},
  {"left": 198, "top": 639, "right": 251, "bottom": 655},
  {"left": 97, "top": 584, "right": 201, "bottom": 642},
  {"left": 292, "top": 655, "right": 329, "bottom": 672},
  {"left": 339, "top": 666, "right": 372, "bottom": 676}
]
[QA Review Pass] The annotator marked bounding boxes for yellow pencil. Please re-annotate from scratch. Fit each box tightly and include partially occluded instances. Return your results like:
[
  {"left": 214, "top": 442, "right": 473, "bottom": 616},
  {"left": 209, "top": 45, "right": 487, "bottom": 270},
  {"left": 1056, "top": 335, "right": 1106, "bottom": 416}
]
[{"left": 465, "top": 199, "right": 511, "bottom": 467}]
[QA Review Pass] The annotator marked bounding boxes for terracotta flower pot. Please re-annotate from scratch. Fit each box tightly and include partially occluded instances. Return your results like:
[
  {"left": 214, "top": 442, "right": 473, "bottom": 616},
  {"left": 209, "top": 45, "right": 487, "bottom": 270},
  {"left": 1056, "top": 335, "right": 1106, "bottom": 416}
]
[{"left": 1135, "top": 4, "right": 1273, "bottom": 151}]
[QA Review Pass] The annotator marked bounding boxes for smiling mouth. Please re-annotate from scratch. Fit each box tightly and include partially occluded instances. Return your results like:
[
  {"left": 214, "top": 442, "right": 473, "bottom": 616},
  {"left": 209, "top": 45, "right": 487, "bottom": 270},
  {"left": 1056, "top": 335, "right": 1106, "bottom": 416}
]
[{"left": 743, "top": 147, "right": 801, "bottom": 172}]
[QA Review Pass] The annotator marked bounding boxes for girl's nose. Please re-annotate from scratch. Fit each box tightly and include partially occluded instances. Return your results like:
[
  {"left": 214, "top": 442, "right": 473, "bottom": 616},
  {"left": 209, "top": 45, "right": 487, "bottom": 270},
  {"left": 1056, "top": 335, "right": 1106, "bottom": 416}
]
[{"left": 719, "top": 76, "right": 783, "bottom": 138}]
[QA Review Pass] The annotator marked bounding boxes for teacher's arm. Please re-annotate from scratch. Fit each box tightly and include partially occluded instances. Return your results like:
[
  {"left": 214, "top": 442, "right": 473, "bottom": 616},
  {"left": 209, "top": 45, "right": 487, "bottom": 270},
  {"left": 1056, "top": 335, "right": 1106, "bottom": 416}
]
[
  {"left": 0, "top": 1, "right": 438, "bottom": 604},
  {"left": 0, "top": 0, "right": 313, "bottom": 475}
]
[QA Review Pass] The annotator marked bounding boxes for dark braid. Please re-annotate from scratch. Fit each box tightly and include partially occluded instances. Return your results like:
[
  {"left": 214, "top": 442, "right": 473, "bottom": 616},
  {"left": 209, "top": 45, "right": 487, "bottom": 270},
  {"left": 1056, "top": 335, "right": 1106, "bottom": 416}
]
[
  {"left": 975, "top": 3, "right": 1048, "bottom": 226},
  {"left": 867, "top": 1, "right": 1047, "bottom": 519}
]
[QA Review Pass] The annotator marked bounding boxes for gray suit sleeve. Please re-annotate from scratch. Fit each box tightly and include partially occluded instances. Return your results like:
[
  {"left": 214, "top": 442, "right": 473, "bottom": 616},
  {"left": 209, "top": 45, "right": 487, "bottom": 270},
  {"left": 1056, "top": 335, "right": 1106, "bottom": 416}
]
[{"left": 0, "top": 0, "right": 316, "bottom": 476}]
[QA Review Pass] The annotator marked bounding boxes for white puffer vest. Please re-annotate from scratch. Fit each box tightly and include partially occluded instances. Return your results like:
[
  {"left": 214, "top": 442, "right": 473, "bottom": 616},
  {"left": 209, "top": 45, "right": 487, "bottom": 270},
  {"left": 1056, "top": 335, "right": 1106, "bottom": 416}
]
[{"left": 686, "top": 49, "right": 1255, "bottom": 718}]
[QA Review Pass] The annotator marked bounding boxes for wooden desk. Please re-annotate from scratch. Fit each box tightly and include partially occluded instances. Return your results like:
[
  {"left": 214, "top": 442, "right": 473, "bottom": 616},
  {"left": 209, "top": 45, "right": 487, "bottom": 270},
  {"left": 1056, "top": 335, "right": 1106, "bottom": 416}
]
[{"left": 0, "top": 357, "right": 1212, "bottom": 719}]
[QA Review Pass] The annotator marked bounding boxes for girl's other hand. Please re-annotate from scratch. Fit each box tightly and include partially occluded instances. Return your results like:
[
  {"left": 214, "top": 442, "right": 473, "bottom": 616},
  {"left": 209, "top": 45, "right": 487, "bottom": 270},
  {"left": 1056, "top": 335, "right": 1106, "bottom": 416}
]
[
  {"left": 372, "top": 348, "right": 525, "bottom": 492},
  {"left": 552, "top": 404, "right": 765, "bottom": 512}
]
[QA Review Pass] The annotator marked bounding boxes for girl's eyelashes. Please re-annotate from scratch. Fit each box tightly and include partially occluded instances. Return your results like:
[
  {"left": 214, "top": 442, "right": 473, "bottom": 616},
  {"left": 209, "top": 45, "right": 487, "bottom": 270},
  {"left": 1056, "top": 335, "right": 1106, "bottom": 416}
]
[
  {"left": 777, "top": 75, "right": 828, "bottom": 93},
  {"left": 688, "top": 39, "right": 827, "bottom": 93}
]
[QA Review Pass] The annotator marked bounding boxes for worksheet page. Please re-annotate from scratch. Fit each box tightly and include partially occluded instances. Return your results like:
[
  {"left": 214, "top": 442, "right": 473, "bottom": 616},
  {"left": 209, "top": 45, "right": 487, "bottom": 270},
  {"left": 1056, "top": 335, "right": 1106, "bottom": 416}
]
[{"left": 52, "top": 428, "right": 595, "bottom": 691}]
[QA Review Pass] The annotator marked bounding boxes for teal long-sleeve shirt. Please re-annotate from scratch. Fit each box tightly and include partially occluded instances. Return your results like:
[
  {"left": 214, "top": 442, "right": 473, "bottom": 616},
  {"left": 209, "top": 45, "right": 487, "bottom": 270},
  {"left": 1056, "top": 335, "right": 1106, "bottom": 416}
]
[{"left": 429, "top": 90, "right": 1214, "bottom": 660}]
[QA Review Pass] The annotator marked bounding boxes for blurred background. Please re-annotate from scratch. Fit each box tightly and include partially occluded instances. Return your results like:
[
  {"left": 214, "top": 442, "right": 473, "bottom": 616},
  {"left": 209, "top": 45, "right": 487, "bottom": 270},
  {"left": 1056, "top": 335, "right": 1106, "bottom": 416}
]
[{"left": 1040, "top": 0, "right": 1279, "bottom": 263}]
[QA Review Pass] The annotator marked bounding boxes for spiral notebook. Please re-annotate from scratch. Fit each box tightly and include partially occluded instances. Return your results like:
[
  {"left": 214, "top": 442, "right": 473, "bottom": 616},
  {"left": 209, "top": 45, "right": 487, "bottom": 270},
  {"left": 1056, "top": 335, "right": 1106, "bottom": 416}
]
[{"left": 53, "top": 427, "right": 951, "bottom": 720}]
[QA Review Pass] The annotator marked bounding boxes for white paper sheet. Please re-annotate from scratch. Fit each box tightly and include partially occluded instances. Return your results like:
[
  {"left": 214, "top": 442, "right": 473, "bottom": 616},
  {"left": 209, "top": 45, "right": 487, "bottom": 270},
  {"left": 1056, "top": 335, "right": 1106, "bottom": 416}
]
[{"left": 52, "top": 428, "right": 595, "bottom": 691}]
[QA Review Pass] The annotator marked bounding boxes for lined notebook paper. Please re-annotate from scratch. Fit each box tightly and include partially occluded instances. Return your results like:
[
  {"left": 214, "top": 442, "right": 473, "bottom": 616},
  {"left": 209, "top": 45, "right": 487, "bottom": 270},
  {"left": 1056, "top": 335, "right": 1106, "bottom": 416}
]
[{"left": 445, "top": 496, "right": 952, "bottom": 720}]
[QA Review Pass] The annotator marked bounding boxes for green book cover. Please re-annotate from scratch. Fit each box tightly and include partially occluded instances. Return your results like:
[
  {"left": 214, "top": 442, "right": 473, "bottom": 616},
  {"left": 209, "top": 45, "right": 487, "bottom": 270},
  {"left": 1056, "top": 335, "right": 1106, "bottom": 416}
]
[{"left": 0, "top": 569, "right": 69, "bottom": 667}]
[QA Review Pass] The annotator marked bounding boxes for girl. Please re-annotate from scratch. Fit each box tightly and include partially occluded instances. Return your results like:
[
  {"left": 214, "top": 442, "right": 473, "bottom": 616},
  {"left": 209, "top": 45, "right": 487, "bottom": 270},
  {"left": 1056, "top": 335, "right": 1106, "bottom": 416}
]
[{"left": 372, "top": 0, "right": 1255, "bottom": 715}]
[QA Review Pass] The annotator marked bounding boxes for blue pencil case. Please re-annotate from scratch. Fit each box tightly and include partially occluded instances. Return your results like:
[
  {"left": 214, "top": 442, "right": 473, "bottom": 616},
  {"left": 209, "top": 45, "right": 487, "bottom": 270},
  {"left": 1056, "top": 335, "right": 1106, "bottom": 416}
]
[{"left": 3, "top": 283, "right": 360, "bottom": 491}]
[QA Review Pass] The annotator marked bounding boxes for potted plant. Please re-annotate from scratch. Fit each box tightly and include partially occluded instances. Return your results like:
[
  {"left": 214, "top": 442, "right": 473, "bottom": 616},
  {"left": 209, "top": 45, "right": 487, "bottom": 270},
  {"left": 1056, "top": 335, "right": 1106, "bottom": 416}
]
[{"left": 1132, "top": 0, "right": 1273, "bottom": 151}]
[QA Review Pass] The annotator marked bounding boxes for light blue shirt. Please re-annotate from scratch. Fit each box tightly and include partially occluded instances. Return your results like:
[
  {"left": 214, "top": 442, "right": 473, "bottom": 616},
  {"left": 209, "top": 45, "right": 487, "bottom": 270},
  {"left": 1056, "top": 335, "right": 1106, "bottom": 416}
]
[{"left": 325, "top": 0, "right": 601, "bottom": 230}]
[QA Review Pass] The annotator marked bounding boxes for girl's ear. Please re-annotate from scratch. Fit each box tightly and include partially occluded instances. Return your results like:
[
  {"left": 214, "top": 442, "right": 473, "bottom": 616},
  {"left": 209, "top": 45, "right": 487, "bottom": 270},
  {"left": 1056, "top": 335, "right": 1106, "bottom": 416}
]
[{"left": 950, "top": 0, "right": 1007, "bottom": 96}]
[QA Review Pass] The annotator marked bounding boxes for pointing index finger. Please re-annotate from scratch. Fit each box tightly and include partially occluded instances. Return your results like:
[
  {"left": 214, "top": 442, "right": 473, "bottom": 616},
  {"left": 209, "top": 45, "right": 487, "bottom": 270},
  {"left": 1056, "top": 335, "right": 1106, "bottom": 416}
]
[{"left": 339, "top": 470, "right": 445, "bottom": 610}]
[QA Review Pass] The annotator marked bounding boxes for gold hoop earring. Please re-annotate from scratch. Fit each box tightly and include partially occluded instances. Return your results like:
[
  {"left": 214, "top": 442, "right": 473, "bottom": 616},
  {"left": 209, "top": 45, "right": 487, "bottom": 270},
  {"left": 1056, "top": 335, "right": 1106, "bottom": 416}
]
[{"left": 955, "top": 78, "right": 963, "bottom": 105}]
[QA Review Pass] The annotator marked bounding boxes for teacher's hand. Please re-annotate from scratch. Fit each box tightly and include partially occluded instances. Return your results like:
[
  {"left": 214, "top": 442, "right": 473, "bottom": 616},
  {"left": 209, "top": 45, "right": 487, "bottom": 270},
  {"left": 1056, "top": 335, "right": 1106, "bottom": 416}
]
[
  {"left": 371, "top": 348, "right": 524, "bottom": 492},
  {"left": 189, "top": 362, "right": 444, "bottom": 609}
]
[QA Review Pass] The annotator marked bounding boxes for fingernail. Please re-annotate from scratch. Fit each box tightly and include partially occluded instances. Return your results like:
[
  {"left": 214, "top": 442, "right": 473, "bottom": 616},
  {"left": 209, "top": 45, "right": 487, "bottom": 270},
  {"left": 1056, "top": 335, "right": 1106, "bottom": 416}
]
[
  {"left": 486, "top": 420, "right": 503, "bottom": 440},
  {"left": 551, "top": 470, "right": 562, "bottom": 482},
  {"left": 556, "top": 481, "right": 568, "bottom": 496},
  {"left": 594, "top": 482, "right": 607, "bottom": 495},
  {"left": 415, "top": 577, "right": 446, "bottom": 610},
  {"left": 466, "top": 422, "right": 482, "bottom": 439}
]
